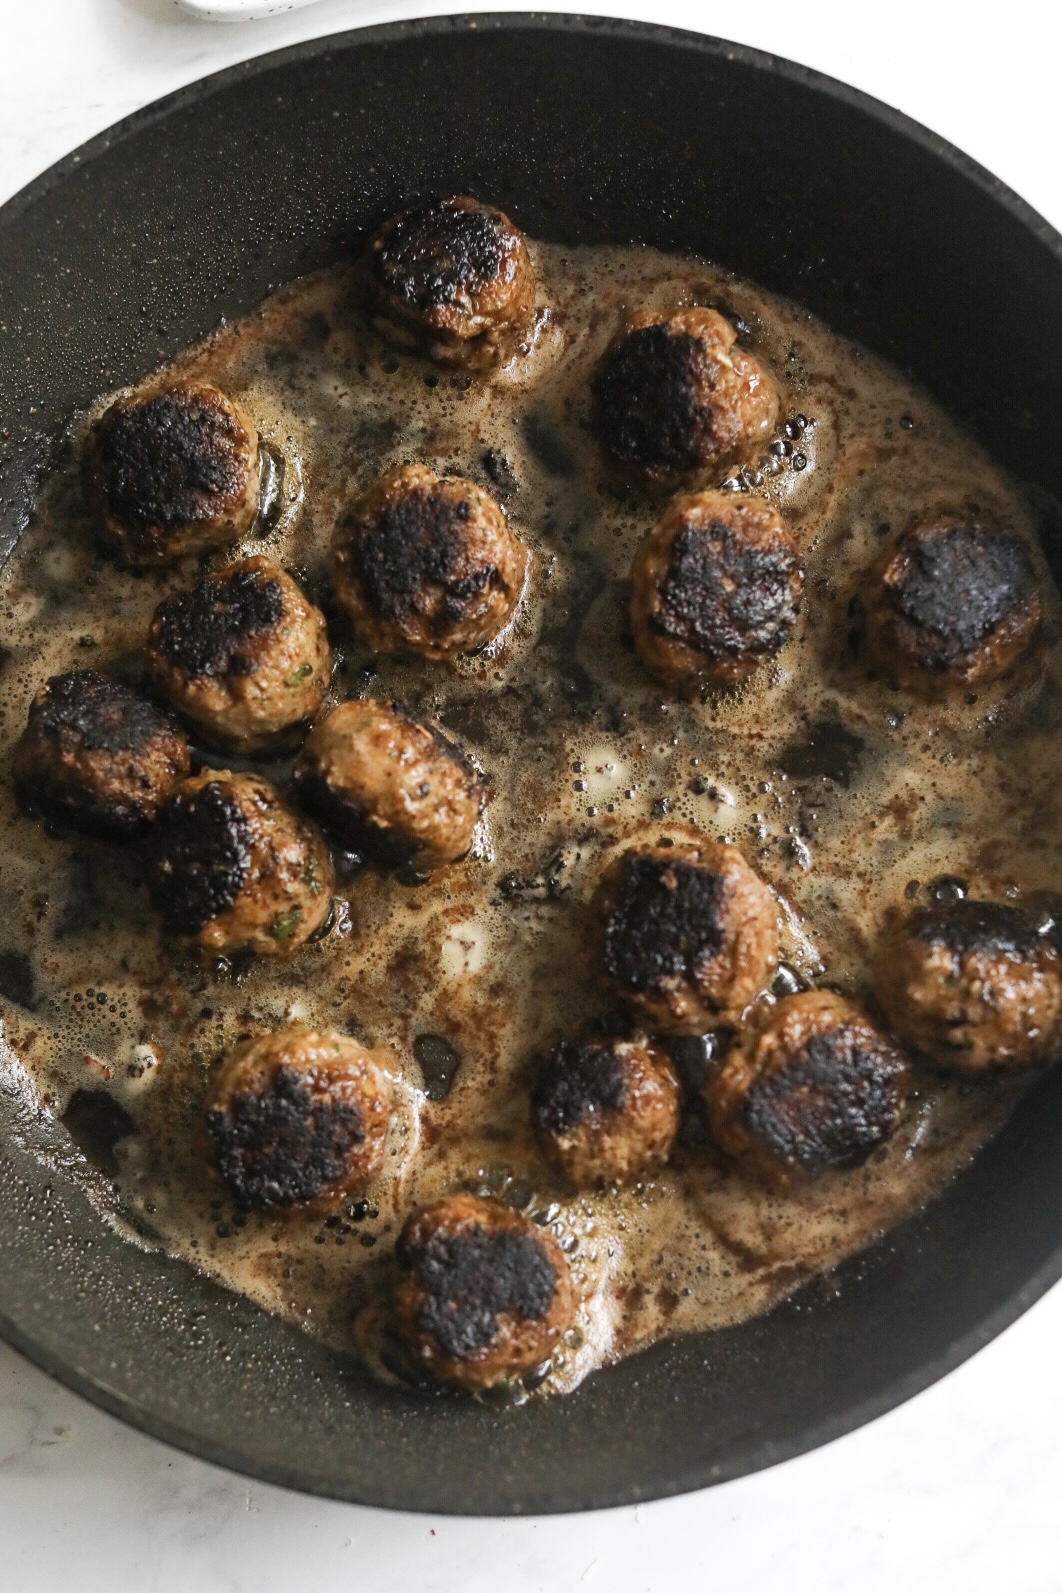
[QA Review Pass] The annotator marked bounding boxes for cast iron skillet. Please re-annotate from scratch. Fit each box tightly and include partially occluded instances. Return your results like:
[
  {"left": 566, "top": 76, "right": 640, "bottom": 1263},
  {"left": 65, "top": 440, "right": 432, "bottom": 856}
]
[{"left": 1, "top": 14, "right": 1061, "bottom": 1515}]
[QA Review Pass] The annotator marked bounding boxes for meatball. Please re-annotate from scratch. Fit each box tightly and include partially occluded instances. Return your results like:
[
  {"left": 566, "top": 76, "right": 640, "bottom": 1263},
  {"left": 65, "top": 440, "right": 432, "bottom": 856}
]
[
  {"left": 83, "top": 382, "right": 262, "bottom": 566},
  {"left": 391, "top": 1194, "right": 573, "bottom": 1390},
  {"left": 593, "top": 839, "right": 778, "bottom": 1031},
  {"left": 293, "top": 698, "right": 486, "bottom": 870},
  {"left": 364, "top": 195, "right": 535, "bottom": 366},
  {"left": 531, "top": 1035, "right": 681, "bottom": 1188},
  {"left": 143, "top": 556, "right": 332, "bottom": 755},
  {"left": 592, "top": 307, "right": 781, "bottom": 476},
  {"left": 148, "top": 769, "right": 333, "bottom": 956},
  {"left": 706, "top": 991, "right": 908, "bottom": 1187},
  {"left": 204, "top": 1026, "right": 394, "bottom": 1212},
  {"left": 331, "top": 463, "right": 528, "bottom": 657},
  {"left": 877, "top": 899, "right": 1062, "bottom": 1072},
  {"left": 630, "top": 489, "right": 804, "bottom": 689},
  {"left": 13, "top": 669, "right": 189, "bottom": 839},
  {"left": 866, "top": 520, "right": 1041, "bottom": 690}
]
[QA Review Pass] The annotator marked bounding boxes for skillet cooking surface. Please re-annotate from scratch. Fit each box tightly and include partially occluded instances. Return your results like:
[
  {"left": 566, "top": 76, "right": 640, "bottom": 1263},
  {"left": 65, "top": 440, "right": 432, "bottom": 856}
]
[{"left": 1, "top": 14, "right": 1062, "bottom": 1514}]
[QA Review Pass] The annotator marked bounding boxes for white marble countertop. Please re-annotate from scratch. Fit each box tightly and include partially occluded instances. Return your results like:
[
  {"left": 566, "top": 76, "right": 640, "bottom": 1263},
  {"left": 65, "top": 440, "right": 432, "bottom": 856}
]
[{"left": 2, "top": 3, "right": 1062, "bottom": 1588}]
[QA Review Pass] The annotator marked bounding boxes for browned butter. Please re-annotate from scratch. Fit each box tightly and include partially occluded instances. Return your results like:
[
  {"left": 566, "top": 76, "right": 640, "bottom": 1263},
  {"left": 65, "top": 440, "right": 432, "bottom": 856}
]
[{"left": 1, "top": 237, "right": 1059, "bottom": 1398}]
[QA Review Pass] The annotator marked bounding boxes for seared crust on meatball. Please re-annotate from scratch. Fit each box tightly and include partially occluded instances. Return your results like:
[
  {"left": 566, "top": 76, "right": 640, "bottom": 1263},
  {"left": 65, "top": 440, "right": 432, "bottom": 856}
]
[
  {"left": 631, "top": 489, "right": 804, "bottom": 689},
  {"left": 143, "top": 556, "right": 332, "bottom": 754},
  {"left": 205, "top": 1026, "right": 394, "bottom": 1212},
  {"left": 866, "top": 520, "right": 1041, "bottom": 690},
  {"left": 706, "top": 991, "right": 908, "bottom": 1187},
  {"left": 293, "top": 698, "right": 487, "bottom": 869},
  {"left": 13, "top": 670, "right": 189, "bottom": 839},
  {"left": 532, "top": 1036, "right": 681, "bottom": 1188},
  {"left": 391, "top": 1194, "right": 572, "bottom": 1390},
  {"left": 593, "top": 840, "right": 779, "bottom": 1032},
  {"left": 331, "top": 463, "right": 528, "bottom": 657},
  {"left": 148, "top": 769, "right": 333, "bottom": 956},
  {"left": 877, "top": 899, "right": 1062, "bottom": 1072},
  {"left": 365, "top": 195, "right": 535, "bottom": 366},
  {"left": 83, "top": 382, "right": 261, "bottom": 566},
  {"left": 592, "top": 308, "right": 780, "bottom": 475}
]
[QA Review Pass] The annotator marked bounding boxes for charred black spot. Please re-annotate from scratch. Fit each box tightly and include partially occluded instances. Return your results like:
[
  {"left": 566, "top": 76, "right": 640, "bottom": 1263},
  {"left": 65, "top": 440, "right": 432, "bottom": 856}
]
[
  {"left": 206, "top": 1063, "right": 364, "bottom": 1208},
  {"left": 909, "top": 898, "right": 1045, "bottom": 960},
  {"left": 412, "top": 1033, "right": 462, "bottom": 1101},
  {"left": 889, "top": 524, "right": 1034, "bottom": 659},
  {"left": 651, "top": 519, "right": 801, "bottom": 660},
  {"left": 62, "top": 1088, "right": 136, "bottom": 1176},
  {"left": 150, "top": 781, "right": 253, "bottom": 933},
  {"left": 150, "top": 566, "right": 286, "bottom": 678},
  {"left": 594, "top": 323, "right": 721, "bottom": 468},
  {"left": 603, "top": 853, "right": 725, "bottom": 996},
  {"left": 25, "top": 670, "right": 177, "bottom": 756},
  {"left": 744, "top": 1025, "right": 904, "bottom": 1172},
  {"left": 349, "top": 487, "right": 499, "bottom": 633},
  {"left": 399, "top": 1221, "right": 557, "bottom": 1359},
  {"left": 778, "top": 718, "right": 866, "bottom": 788},
  {"left": 532, "top": 1039, "right": 628, "bottom": 1135},
  {"left": 96, "top": 389, "right": 253, "bottom": 531},
  {"left": 376, "top": 199, "right": 508, "bottom": 310},
  {"left": 0, "top": 949, "right": 36, "bottom": 1011}
]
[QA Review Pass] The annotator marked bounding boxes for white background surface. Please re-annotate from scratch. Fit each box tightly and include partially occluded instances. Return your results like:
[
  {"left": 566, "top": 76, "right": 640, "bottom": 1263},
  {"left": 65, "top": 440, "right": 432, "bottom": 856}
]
[{"left": 2, "top": 4, "right": 1062, "bottom": 1589}]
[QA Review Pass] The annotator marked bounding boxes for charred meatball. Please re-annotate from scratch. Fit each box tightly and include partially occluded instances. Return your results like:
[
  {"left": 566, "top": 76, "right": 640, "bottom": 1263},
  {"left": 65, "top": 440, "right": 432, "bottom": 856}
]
[
  {"left": 706, "top": 991, "right": 908, "bottom": 1187},
  {"left": 83, "top": 382, "right": 262, "bottom": 566},
  {"left": 13, "top": 669, "right": 189, "bottom": 839},
  {"left": 148, "top": 769, "right": 333, "bottom": 956},
  {"left": 293, "top": 698, "right": 486, "bottom": 870},
  {"left": 532, "top": 1035, "right": 681, "bottom": 1188},
  {"left": 143, "top": 556, "right": 332, "bottom": 754},
  {"left": 630, "top": 489, "right": 804, "bottom": 689},
  {"left": 593, "top": 839, "right": 778, "bottom": 1031},
  {"left": 331, "top": 463, "right": 528, "bottom": 657},
  {"left": 877, "top": 899, "right": 1062, "bottom": 1072},
  {"left": 365, "top": 195, "right": 535, "bottom": 366},
  {"left": 866, "top": 520, "right": 1041, "bottom": 690},
  {"left": 593, "top": 308, "right": 780, "bottom": 476},
  {"left": 205, "top": 1026, "right": 394, "bottom": 1212},
  {"left": 391, "top": 1194, "right": 573, "bottom": 1390}
]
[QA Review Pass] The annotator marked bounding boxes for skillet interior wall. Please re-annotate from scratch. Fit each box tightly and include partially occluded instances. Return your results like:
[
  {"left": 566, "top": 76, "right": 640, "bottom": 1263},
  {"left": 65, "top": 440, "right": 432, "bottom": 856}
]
[{"left": 1, "top": 16, "right": 1062, "bottom": 1514}]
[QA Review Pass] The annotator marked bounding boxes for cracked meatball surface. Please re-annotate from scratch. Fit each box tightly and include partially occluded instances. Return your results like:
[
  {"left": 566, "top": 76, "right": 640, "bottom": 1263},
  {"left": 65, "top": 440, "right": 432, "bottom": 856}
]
[
  {"left": 866, "top": 520, "right": 1041, "bottom": 690},
  {"left": 365, "top": 195, "right": 535, "bottom": 366},
  {"left": 144, "top": 556, "right": 332, "bottom": 754},
  {"left": 532, "top": 1035, "right": 681, "bottom": 1188},
  {"left": 148, "top": 769, "right": 333, "bottom": 956},
  {"left": 706, "top": 991, "right": 908, "bottom": 1187},
  {"left": 391, "top": 1193, "right": 573, "bottom": 1390},
  {"left": 877, "top": 899, "right": 1062, "bottom": 1072},
  {"left": 293, "top": 697, "right": 486, "bottom": 869},
  {"left": 13, "top": 669, "right": 189, "bottom": 839},
  {"left": 83, "top": 382, "right": 262, "bottom": 566},
  {"left": 593, "top": 308, "right": 780, "bottom": 476},
  {"left": 331, "top": 463, "right": 528, "bottom": 657},
  {"left": 593, "top": 839, "right": 779, "bottom": 1032},
  {"left": 630, "top": 488, "right": 804, "bottom": 688},
  {"left": 205, "top": 1026, "right": 394, "bottom": 1212}
]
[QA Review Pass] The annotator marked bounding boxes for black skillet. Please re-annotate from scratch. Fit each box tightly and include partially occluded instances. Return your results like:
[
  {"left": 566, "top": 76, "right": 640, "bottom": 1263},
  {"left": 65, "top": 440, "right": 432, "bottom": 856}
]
[{"left": 1, "top": 15, "right": 1061, "bottom": 1514}]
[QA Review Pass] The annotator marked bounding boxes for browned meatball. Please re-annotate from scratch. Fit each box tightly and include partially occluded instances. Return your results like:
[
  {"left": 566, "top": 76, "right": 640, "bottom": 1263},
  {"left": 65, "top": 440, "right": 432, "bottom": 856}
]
[
  {"left": 331, "top": 463, "right": 528, "bottom": 658},
  {"left": 13, "top": 669, "right": 189, "bottom": 839},
  {"left": 531, "top": 1035, "right": 681, "bottom": 1188},
  {"left": 364, "top": 195, "right": 535, "bottom": 366},
  {"left": 293, "top": 698, "right": 487, "bottom": 870},
  {"left": 143, "top": 556, "right": 332, "bottom": 755},
  {"left": 148, "top": 769, "right": 333, "bottom": 956},
  {"left": 592, "top": 308, "right": 780, "bottom": 476},
  {"left": 391, "top": 1194, "right": 573, "bottom": 1390},
  {"left": 83, "top": 382, "right": 262, "bottom": 566},
  {"left": 865, "top": 520, "right": 1041, "bottom": 691},
  {"left": 706, "top": 991, "right": 908, "bottom": 1188},
  {"left": 204, "top": 1026, "right": 394, "bottom": 1212},
  {"left": 877, "top": 899, "right": 1062, "bottom": 1072},
  {"left": 630, "top": 489, "right": 804, "bottom": 689},
  {"left": 593, "top": 840, "right": 779, "bottom": 1032}
]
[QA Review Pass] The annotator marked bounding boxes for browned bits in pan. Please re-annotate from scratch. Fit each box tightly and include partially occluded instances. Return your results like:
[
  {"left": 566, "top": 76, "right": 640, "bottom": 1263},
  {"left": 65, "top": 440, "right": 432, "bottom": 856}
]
[{"left": 532, "top": 1035, "right": 681, "bottom": 1188}]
